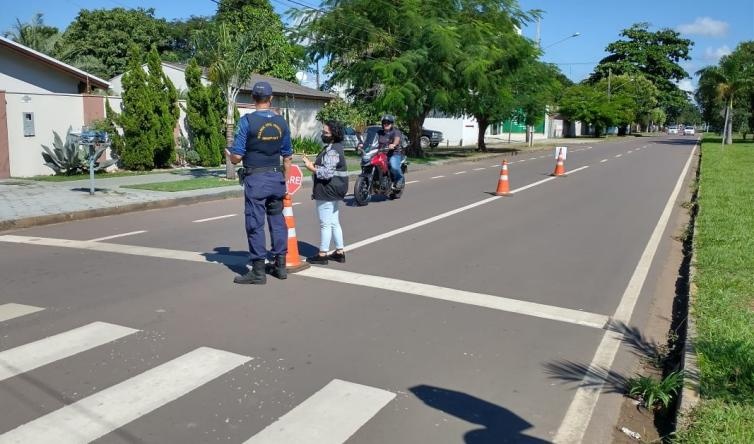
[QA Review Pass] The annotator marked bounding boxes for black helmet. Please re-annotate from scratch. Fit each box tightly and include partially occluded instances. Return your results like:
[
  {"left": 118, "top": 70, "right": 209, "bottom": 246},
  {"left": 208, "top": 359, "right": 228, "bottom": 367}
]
[{"left": 381, "top": 114, "right": 395, "bottom": 124}]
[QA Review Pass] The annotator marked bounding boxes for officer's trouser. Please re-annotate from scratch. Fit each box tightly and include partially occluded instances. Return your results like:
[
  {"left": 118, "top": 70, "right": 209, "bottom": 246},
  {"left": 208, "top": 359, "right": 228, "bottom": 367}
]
[{"left": 244, "top": 171, "right": 287, "bottom": 261}]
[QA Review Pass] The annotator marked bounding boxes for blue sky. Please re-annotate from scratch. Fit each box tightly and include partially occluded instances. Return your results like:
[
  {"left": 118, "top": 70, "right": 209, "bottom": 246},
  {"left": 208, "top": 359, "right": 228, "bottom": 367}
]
[{"left": 3, "top": 0, "right": 753, "bottom": 90}]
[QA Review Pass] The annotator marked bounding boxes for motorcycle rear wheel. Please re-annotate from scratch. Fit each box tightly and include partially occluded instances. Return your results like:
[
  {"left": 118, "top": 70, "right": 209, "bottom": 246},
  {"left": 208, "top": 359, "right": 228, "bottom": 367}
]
[{"left": 354, "top": 176, "right": 371, "bottom": 206}]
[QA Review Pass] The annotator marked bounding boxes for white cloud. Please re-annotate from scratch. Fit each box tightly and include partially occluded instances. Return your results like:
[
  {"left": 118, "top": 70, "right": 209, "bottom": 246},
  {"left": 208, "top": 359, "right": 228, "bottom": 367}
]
[
  {"left": 703, "top": 45, "right": 732, "bottom": 62},
  {"left": 677, "top": 79, "right": 695, "bottom": 93},
  {"left": 677, "top": 17, "right": 729, "bottom": 36}
]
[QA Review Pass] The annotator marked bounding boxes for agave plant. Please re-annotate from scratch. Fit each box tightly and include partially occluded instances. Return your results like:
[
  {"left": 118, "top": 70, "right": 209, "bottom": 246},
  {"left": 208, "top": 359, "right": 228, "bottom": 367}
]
[
  {"left": 41, "top": 127, "right": 86, "bottom": 175},
  {"left": 41, "top": 128, "right": 117, "bottom": 175}
]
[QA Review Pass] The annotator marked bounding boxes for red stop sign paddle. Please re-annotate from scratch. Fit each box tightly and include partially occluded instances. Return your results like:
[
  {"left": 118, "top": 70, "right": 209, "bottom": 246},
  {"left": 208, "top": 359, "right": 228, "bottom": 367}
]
[{"left": 286, "top": 164, "right": 303, "bottom": 195}]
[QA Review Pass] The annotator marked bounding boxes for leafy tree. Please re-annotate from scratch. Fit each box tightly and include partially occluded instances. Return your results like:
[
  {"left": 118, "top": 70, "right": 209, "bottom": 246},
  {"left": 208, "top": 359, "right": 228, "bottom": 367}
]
[
  {"left": 3, "top": 13, "right": 60, "bottom": 55},
  {"left": 596, "top": 73, "right": 659, "bottom": 132},
  {"left": 449, "top": 5, "right": 537, "bottom": 150},
  {"left": 119, "top": 46, "right": 159, "bottom": 170},
  {"left": 146, "top": 47, "right": 179, "bottom": 167},
  {"left": 54, "top": 8, "right": 172, "bottom": 79},
  {"left": 558, "top": 83, "right": 634, "bottom": 137},
  {"left": 214, "top": 0, "right": 304, "bottom": 82},
  {"left": 103, "top": 98, "right": 125, "bottom": 157},
  {"left": 164, "top": 16, "right": 213, "bottom": 63},
  {"left": 511, "top": 61, "right": 564, "bottom": 145},
  {"left": 589, "top": 23, "right": 693, "bottom": 121},
  {"left": 185, "top": 59, "right": 225, "bottom": 166},
  {"left": 316, "top": 99, "right": 374, "bottom": 131}
]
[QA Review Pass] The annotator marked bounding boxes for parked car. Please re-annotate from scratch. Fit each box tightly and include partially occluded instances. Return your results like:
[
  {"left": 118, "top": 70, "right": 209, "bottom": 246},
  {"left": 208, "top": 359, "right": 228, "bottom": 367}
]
[
  {"left": 683, "top": 126, "right": 695, "bottom": 136},
  {"left": 667, "top": 125, "right": 679, "bottom": 135},
  {"left": 343, "top": 127, "right": 360, "bottom": 150},
  {"left": 358, "top": 125, "right": 443, "bottom": 150}
]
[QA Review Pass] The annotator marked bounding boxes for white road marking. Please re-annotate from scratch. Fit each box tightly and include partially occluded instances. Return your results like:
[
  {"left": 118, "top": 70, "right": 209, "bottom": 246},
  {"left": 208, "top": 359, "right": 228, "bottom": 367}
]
[
  {"left": 192, "top": 214, "right": 237, "bottom": 223},
  {"left": 0, "top": 303, "right": 44, "bottom": 323},
  {"left": 454, "top": 171, "right": 467, "bottom": 175},
  {"left": 517, "top": 160, "right": 526, "bottom": 162},
  {"left": 0, "top": 347, "right": 250, "bottom": 444},
  {"left": 88, "top": 230, "right": 147, "bottom": 242},
  {"left": 0, "top": 322, "right": 138, "bottom": 382},
  {"left": 430, "top": 175, "right": 445, "bottom": 179},
  {"left": 244, "top": 379, "right": 394, "bottom": 444},
  {"left": 615, "top": 154, "right": 622, "bottom": 158},
  {"left": 627, "top": 150, "right": 633, "bottom": 154},
  {"left": 600, "top": 159, "right": 608, "bottom": 163},
  {"left": 529, "top": 157, "right": 537, "bottom": 160},
  {"left": 293, "top": 202, "right": 303, "bottom": 206},
  {"left": 473, "top": 168, "right": 487, "bottom": 171},
  {"left": 297, "top": 267, "right": 608, "bottom": 329},
  {"left": 554, "top": 144, "right": 698, "bottom": 443},
  {"left": 405, "top": 180, "right": 420, "bottom": 184}
]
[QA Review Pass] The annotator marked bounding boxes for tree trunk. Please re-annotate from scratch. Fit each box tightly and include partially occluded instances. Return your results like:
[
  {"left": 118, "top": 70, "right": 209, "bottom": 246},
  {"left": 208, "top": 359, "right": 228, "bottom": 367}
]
[
  {"left": 725, "top": 99, "right": 734, "bottom": 145},
  {"left": 406, "top": 117, "right": 425, "bottom": 158},
  {"left": 477, "top": 117, "right": 489, "bottom": 152},
  {"left": 225, "top": 87, "right": 236, "bottom": 180}
]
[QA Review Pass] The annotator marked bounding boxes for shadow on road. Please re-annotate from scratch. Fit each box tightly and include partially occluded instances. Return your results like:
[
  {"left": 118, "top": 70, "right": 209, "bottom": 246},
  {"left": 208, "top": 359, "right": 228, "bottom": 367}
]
[{"left": 410, "top": 385, "right": 549, "bottom": 443}]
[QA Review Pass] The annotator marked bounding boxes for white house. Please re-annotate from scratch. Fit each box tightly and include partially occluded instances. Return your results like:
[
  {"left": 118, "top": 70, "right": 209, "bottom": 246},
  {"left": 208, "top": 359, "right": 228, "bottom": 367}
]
[
  {"left": 0, "top": 35, "right": 111, "bottom": 178},
  {"left": 109, "top": 62, "right": 336, "bottom": 139}
]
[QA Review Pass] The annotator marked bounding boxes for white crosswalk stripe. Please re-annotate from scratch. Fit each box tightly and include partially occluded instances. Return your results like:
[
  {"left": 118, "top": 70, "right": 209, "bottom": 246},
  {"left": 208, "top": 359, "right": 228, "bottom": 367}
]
[
  {"left": 0, "top": 322, "right": 137, "bottom": 382},
  {"left": 0, "top": 303, "right": 44, "bottom": 323},
  {"left": 0, "top": 347, "right": 250, "bottom": 444},
  {"left": 244, "top": 379, "right": 394, "bottom": 444}
]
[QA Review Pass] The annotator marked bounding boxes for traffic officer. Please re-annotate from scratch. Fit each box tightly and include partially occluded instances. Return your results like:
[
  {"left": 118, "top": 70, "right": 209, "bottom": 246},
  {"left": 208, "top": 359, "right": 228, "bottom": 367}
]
[{"left": 226, "top": 81, "right": 292, "bottom": 285}]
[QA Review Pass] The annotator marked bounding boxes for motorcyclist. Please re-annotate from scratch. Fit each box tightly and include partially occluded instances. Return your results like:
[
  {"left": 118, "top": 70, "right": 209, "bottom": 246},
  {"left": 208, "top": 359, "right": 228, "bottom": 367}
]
[{"left": 375, "top": 115, "right": 404, "bottom": 190}]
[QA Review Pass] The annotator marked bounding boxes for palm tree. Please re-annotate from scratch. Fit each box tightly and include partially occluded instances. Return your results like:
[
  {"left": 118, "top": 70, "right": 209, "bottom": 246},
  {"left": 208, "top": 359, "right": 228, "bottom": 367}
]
[
  {"left": 697, "top": 51, "right": 753, "bottom": 145},
  {"left": 3, "top": 13, "right": 60, "bottom": 55},
  {"left": 194, "top": 23, "right": 257, "bottom": 180}
]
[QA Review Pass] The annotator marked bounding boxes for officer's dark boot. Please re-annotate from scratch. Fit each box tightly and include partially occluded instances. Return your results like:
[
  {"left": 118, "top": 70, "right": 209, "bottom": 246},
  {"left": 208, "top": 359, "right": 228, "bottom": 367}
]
[
  {"left": 234, "top": 259, "right": 267, "bottom": 285},
  {"left": 269, "top": 255, "right": 287, "bottom": 280}
]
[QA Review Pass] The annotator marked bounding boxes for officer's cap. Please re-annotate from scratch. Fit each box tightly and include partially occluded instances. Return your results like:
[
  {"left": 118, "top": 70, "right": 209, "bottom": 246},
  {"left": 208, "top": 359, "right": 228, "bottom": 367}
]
[{"left": 252, "top": 81, "right": 273, "bottom": 98}]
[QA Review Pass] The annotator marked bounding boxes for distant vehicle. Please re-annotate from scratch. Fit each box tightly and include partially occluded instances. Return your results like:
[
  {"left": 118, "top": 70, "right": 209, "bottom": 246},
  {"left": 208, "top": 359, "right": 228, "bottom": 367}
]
[
  {"left": 358, "top": 125, "right": 443, "bottom": 150},
  {"left": 343, "top": 127, "right": 360, "bottom": 150},
  {"left": 683, "top": 126, "right": 696, "bottom": 136},
  {"left": 667, "top": 125, "right": 679, "bottom": 135}
]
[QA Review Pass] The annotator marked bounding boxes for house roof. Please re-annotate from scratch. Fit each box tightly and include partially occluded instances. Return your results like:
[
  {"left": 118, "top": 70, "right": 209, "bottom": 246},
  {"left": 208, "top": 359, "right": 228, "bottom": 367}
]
[
  {"left": 162, "top": 62, "right": 335, "bottom": 101},
  {"left": 0, "top": 35, "right": 110, "bottom": 91}
]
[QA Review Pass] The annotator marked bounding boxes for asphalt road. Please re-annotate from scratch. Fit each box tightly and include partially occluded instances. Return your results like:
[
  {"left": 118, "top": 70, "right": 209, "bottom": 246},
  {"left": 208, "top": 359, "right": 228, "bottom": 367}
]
[{"left": 0, "top": 135, "right": 697, "bottom": 443}]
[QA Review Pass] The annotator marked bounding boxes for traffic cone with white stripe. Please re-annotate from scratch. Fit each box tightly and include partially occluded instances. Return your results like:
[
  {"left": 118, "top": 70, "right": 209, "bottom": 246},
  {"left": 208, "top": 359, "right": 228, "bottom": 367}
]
[
  {"left": 495, "top": 160, "right": 513, "bottom": 196},
  {"left": 551, "top": 153, "right": 567, "bottom": 177},
  {"left": 282, "top": 195, "right": 310, "bottom": 272}
]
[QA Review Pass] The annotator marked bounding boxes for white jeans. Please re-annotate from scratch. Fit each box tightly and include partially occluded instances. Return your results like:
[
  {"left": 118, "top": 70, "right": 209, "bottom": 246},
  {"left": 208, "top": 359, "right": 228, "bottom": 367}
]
[{"left": 316, "top": 200, "right": 344, "bottom": 252}]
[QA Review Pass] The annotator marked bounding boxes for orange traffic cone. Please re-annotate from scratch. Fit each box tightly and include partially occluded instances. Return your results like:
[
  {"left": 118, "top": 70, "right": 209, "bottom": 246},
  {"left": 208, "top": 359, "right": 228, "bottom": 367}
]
[
  {"left": 551, "top": 153, "right": 567, "bottom": 177},
  {"left": 495, "top": 160, "right": 513, "bottom": 196},
  {"left": 282, "top": 195, "right": 310, "bottom": 272}
]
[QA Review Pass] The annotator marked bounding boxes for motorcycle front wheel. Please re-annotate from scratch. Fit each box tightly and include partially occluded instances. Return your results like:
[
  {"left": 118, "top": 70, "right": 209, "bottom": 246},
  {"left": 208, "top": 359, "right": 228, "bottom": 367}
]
[{"left": 354, "top": 176, "right": 371, "bottom": 206}]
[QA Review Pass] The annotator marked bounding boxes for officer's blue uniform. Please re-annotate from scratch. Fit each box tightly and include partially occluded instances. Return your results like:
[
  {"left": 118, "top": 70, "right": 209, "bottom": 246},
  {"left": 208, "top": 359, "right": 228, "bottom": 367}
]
[{"left": 231, "top": 109, "right": 293, "bottom": 262}]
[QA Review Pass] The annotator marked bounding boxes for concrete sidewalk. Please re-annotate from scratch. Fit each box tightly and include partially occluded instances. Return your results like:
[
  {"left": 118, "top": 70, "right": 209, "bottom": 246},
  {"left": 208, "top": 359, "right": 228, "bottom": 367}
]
[{"left": 0, "top": 136, "right": 607, "bottom": 230}]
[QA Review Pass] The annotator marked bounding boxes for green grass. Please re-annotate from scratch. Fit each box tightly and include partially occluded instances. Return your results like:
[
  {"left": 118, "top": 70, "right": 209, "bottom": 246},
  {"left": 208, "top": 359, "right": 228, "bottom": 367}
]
[
  {"left": 122, "top": 177, "right": 239, "bottom": 192},
  {"left": 677, "top": 137, "right": 754, "bottom": 443},
  {"left": 22, "top": 170, "right": 161, "bottom": 182}
]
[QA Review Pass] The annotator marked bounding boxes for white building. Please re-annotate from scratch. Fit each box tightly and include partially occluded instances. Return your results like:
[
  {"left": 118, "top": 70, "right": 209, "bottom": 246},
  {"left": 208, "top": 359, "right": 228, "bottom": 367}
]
[{"left": 0, "top": 35, "right": 111, "bottom": 178}]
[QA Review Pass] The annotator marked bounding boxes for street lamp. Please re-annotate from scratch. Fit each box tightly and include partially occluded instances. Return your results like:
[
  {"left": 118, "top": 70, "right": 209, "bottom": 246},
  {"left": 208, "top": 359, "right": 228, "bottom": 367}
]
[{"left": 541, "top": 32, "right": 581, "bottom": 50}]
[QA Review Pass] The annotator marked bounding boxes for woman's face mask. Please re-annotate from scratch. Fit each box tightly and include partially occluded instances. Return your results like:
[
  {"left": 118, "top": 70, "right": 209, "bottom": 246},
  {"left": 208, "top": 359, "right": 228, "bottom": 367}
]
[{"left": 321, "top": 131, "right": 333, "bottom": 144}]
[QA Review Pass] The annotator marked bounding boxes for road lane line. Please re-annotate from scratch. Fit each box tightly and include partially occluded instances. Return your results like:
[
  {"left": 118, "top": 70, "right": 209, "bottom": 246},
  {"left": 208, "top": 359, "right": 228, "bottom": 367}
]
[
  {"left": 430, "top": 175, "right": 445, "bottom": 179},
  {"left": 297, "top": 267, "right": 609, "bottom": 329},
  {"left": 405, "top": 180, "right": 420, "bottom": 184},
  {"left": 0, "top": 304, "right": 44, "bottom": 323},
  {"left": 244, "top": 379, "right": 394, "bottom": 444},
  {"left": 88, "top": 230, "right": 147, "bottom": 242},
  {"left": 554, "top": 144, "right": 698, "bottom": 443},
  {"left": 0, "top": 347, "right": 250, "bottom": 444},
  {"left": 0, "top": 322, "right": 138, "bottom": 381},
  {"left": 529, "top": 157, "right": 537, "bottom": 160},
  {"left": 615, "top": 154, "right": 622, "bottom": 158},
  {"left": 600, "top": 159, "right": 608, "bottom": 163},
  {"left": 473, "top": 168, "right": 486, "bottom": 171},
  {"left": 192, "top": 214, "right": 237, "bottom": 223},
  {"left": 454, "top": 171, "right": 467, "bottom": 175},
  {"left": 293, "top": 202, "right": 302, "bottom": 206}
]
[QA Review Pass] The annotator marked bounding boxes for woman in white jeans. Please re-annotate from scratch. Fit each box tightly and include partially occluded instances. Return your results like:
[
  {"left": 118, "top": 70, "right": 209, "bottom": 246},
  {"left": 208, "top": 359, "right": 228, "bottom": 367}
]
[{"left": 302, "top": 121, "right": 349, "bottom": 264}]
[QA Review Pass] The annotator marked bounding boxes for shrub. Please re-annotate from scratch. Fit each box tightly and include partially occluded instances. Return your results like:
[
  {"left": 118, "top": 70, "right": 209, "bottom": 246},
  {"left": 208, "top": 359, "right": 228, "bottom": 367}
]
[
  {"left": 627, "top": 371, "right": 684, "bottom": 409},
  {"left": 292, "top": 136, "right": 322, "bottom": 155}
]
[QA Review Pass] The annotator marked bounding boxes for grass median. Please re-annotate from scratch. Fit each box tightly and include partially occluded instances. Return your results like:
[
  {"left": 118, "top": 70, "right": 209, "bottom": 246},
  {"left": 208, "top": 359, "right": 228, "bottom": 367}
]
[
  {"left": 678, "top": 137, "right": 754, "bottom": 442},
  {"left": 123, "top": 177, "right": 239, "bottom": 192}
]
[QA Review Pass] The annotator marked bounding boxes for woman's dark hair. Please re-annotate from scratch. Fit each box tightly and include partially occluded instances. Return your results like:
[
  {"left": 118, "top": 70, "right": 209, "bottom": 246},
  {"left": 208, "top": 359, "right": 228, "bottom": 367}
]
[{"left": 324, "top": 120, "right": 345, "bottom": 143}]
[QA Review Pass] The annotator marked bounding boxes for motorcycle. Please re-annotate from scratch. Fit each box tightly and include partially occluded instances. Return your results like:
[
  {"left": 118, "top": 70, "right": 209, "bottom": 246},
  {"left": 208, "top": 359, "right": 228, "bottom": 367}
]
[{"left": 353, "top": 140, "right": 407, "bottom": 206}]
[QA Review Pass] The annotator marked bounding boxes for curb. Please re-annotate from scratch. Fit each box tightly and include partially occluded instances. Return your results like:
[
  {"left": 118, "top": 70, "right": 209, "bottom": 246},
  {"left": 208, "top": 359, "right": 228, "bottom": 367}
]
[
  {"left": 0, "top": 188, "right": 242, "bottom": 232},
  {"left": 675, "top": 149, "right": 702, "bottom": 428}
]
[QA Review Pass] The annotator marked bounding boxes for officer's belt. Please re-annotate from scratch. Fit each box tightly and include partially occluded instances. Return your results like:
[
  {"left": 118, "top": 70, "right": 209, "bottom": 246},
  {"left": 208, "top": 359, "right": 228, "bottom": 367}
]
[
  {"left": 247, "top": 166, "right": 283, "bottom": 174},
  {"left": 331, "top": 171, "right": 350, "bottom": 177}
]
